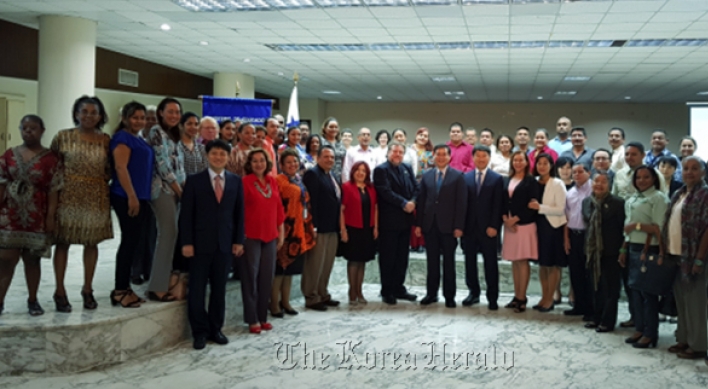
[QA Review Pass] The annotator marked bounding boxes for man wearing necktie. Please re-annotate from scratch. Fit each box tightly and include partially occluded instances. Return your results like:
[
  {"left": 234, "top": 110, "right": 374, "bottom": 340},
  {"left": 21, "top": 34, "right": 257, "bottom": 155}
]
[
  {"left": 462, "top": 145, "right": 504, "bottom": 310},
  {"left": 374, "top": 142, "right": 419, "bottom": 305},
  {"left": 416, "top": 144, "right": 467, "bottom": 308},
  {"left": 180, "top": 140, "right": 245, "bottom": 350}
]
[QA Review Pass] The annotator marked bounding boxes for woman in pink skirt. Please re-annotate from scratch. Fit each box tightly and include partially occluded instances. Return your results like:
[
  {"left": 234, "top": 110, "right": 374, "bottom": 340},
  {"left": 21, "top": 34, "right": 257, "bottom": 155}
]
[{"left": 502, "top": 151, "right": 540, "bottom": 313}]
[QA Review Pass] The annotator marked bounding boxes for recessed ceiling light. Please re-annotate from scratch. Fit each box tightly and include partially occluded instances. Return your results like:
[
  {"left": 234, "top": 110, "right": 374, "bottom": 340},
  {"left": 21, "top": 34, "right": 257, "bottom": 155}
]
[
  {"left": 554, "top": 91, "right": 577, "bottom": 96},
  {"left": 377, "top": 96, "right": 382, "bottom": 100},
  {"left": 323, "top": 90, "right": 341, "bottom": 94},
  {"left": 199, "top": 41, "right": 209, "bottom": 46},
  {"left": 624, "top": 96, "right": 632, "bottom": 100},
  {"left": 443, "top": 91, "right": 465, "bottom": 96},
  {"left": 243, "top": 58, "right": 251, "bottom": 63},
  {"left": 537, "top": 96, "right": 543, "bottom": 100},
  {"left": 455, "top": 96, "right": 460, "bottom": 100},
  {"left": 432, "top": 76, "right": 456, "bottom": 82},
  {"left": 564, "top": 76, "right": 591, "bottom": 82},
  {"left": 697, "top": 91, "right": 708, "bottom": 96},
  {"left": 160, "top": 23, "right": 171, "bottom": 31},
  {"left": 278, "top": 72, "right": 284, "bottom": 76}
]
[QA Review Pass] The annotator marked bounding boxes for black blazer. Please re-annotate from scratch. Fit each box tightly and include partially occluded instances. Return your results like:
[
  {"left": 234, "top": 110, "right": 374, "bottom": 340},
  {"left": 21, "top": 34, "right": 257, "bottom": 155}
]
[
  {"left": 179, "top": 170, "right": 245, "bottom": 255},
  {"left": 303, "top": 165, "right": 341, "bottom": 233},
  {"left": 582, "top": 194, "right": 625, "bottom": 258},
  {"left": 416, "top": 167, "right": 467, "bottom": 234},
  {"left": 463, "top": 169, "right": 504, "bottom": 235},
  {"left": 374, "top": 161, "right": 419, "bottom": 231},
  {"left": 503, "top": 175, "right": 539, "bottom": 225}
]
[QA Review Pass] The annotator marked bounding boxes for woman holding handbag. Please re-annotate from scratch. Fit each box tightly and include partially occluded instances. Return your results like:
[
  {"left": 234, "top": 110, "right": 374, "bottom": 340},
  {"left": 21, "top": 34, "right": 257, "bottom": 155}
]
[
  {"left": 619, "top": 166, "right": 670, "bottom": 349},
  {"left": 663, "top": 156, "right": 708, "bottom": 359}
]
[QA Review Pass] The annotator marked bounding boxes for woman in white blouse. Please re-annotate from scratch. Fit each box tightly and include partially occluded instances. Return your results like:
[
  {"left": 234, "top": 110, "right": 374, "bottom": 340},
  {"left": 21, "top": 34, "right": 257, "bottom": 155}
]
[
  {"left": 528, "top": 153, "right": 568, "bottom": 312},
  {"left": 491, "top": 135, "right": 514, "bottom": 177},
  {"left": 391, "top": 128, "right": 418, "bottom": 177}
]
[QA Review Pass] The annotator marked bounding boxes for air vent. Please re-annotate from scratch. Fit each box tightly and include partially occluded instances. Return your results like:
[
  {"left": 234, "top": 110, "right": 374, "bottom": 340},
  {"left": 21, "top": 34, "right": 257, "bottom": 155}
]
[{"left": 118, "top": 69, "right": 139, "bottom": 87}]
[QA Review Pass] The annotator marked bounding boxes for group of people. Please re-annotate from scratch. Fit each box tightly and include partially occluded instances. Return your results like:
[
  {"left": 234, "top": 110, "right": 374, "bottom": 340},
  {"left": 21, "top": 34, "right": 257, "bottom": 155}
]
[{"left": 0, "top": 102, "right": 706, "bottom": 363}]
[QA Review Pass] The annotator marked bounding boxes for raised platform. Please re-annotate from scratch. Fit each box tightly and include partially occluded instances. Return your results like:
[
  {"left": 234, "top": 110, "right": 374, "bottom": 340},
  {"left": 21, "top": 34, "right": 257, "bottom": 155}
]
[{"left": 1, "top": 216, "right": 578, "bottom": 376}]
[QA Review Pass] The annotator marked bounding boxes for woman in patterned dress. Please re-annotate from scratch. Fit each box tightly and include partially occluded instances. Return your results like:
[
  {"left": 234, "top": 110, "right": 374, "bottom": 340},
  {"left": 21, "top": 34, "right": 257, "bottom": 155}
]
[
  {"left": 319, "top": 117, "right": 346, "bottom": 182},
  {"left": 179, "top": 112, "right": 207, "bottom": 176},
  {"left": 51, "top": 96, "right": 113, "bottom": 312},
  {"left": 410, "top": 127, "right": 433, "bottom": 252},
  {"left": 0, "top": 115, "right": 60, "bottom": 316},
  {"left": 271, "top": 149, "right": 315, "bottom": 317},
  {"left": 227, "top": 122, "right": 255, "bottom": 177}
]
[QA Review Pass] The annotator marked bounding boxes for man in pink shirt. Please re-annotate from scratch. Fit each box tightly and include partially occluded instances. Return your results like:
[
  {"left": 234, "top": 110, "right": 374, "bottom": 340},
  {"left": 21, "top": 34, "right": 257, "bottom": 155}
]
[{"left": 446, "top": 122, "right": 475, "bottom": 173}]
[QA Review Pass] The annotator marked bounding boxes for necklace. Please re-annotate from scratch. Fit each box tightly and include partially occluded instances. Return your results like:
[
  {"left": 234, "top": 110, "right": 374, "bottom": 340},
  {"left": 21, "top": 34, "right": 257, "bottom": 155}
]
[{"left": 254, "top": 179, "right": 272, "bottom": 198}]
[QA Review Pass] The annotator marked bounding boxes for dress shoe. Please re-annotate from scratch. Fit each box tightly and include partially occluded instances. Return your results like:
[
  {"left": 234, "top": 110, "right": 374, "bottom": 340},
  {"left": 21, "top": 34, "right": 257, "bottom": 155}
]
[
  {"left": 582, "top": 315, "right": 594, "bottom": 322},
  {"left": 306, "top": 302, "right": 328, "bottom": 311},
  {"left": 261, "top": 322, "right": 273, "bottom": 331},
  {"left": 193, "top": 336, "right": 207, "bottom": 350},
  {"left": 584, "top": 322, "right": 599, "bottom": 329},
  {"left": 395, "top": 292, "right": 417, "bottom": 302},
  {"left": 595, "top": 326, "right": 613, "bottom": 333},
  {"left": 445, "top": 299, "right": 456, "bottom": 308},
  {"left": 677, "top": 349, "right": 707, "bottom": 359},
  {"left": 632, "top": 337, "right": 657, "bottom": 349},
  {"left": 488, "top": 301, "right": 498, "bottom": 311},
  {"left": 420, "top": 295, "right": 439, "bottom": 305},
  {"left": 620, "top": 319, "right": 635, "bottom": 328},
  {"left": 563, "top": 309, "right": 583, "bottom": 316},
  {"left": 668, "top": 343, "right": 689, "bottom": 353},
  {"left": 382, "top": 295, "right": 397, "bottom": 305},
  {"left": 462, "top": 294, "right": 480, "bottom": 307},
  {"left": 209, "top": 331, "right": 229, "bottom": 345},
  {"left": 323, "top": 299, "right": 340, "bottom": 307},
  {"left": 280, "top": 302, "right": 298, "bottom": 315},
  {"left": 625, "top": 333, "right": 643, "bottom": 344},
  {"left": 271, "top": 310, "right": 284, "bottom": 318}
]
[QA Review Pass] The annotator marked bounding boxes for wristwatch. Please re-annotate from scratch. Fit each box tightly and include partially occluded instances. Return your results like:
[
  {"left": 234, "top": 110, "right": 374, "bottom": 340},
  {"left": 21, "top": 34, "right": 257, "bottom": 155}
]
[{"left": 635, "top": 223, "right": 641, "bottom": 231}]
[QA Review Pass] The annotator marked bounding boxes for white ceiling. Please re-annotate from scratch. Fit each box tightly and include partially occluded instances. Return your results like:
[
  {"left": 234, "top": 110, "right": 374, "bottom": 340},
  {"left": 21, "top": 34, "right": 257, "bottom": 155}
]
[{"left": 2, "top": 0, "right": 708, "bottom": 102}]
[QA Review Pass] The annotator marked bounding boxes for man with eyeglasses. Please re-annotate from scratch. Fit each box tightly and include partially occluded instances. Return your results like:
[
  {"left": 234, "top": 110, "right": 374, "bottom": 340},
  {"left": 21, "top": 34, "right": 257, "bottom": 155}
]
[
  {"left": 591, "top": 148, "right": 615, "bottom": 188},
  {"left": 342, "top": 127, "right": 377, "bottom": 182}
]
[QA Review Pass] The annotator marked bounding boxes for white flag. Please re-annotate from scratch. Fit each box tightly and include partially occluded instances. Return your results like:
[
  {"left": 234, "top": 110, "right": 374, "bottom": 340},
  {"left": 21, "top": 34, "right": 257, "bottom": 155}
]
[{"left": 286, "top": 85, "right": 299, "bottom": 128}]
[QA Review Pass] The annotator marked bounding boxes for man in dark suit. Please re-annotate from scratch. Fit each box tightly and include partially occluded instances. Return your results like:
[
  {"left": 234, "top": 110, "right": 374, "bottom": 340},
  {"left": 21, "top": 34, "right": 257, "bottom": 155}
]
[
  {"left": 302, "top": 145, "right": 341, "bottom": 311},
  {"left": 462, "top": 145, "right": 503, "bottom": 310},
  {"left": 180, "top": 139, "right": 245, "bottom": 350},
  {"left": 374, "top": 141, "right": 419, "bottom": 305},
  {"left": 416, "top": 144, "right": 467, "bottom": 308}
]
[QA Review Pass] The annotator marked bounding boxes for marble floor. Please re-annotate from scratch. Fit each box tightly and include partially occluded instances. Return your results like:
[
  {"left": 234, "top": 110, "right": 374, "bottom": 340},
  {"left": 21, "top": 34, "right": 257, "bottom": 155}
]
[{"left": 2, "top": 282, "right": 707, "bottom": 389}]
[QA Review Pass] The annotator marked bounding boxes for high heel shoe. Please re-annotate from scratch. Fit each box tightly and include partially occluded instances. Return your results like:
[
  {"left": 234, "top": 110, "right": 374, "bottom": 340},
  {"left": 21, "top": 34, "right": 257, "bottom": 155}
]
[
  {"left": 513, "top": 298, "right": 527, "bottom": 313},
  {"left": 505, "top": 297, "right": 520, "bottom": 309},
  {"left": 280, "top": 302, "right": 298, "bottom": 315},
  {"left": 53, "top": 293, "right": 72, "bottom": 313},
  {"left": 625, "top": 333, "right": 643, "bottom": 344},
  {"left": 110, "top": 290, "right": 141, "bottom": 308},
  {"left": 27, "top": 299, "right": 44, "bottom": 316},
  {"left": 537, "top": 304, "right": 554, "bottom": 313},
  {"left": 146, "top": 291, "right": 176, "bottom": 302},
  {"left": 270, "top": 309, "right": 284, "bottom": 318},
  {"left": 249, "top": 325, "right": 262, "bottom": 334},
  {"left": 632, "top": 337, "right": 657, "bottom": 349},
  {"left": 81, "top": 289, "right": 98, "bottom": 310}
]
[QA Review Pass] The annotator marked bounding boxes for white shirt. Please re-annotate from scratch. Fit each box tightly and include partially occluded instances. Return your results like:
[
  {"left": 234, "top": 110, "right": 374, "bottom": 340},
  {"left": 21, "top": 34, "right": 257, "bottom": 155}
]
[
  {"left": 208, "top": 168, "right": 225, "bottom": 191},
  {"left": 373, "top": 146, "right": 388, "bottom": 167},
  {"left": 490, "top": 153, "right": 510, "bottom": 177},
  {"left": 668, "top": 192, "right": 687, "bottom": 256},
  {"left": 611, "top": 145, "right": 626, "bottom": 172},
  {"left": 342, "top": 145, "right": 377, "bottom": 183}
]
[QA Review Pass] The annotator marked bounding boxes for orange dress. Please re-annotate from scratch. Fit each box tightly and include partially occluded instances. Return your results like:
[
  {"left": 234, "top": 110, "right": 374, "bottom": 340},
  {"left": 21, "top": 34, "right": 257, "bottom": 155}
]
[{"left": 275, "top": 173, "right": 315, "bottom": 275}]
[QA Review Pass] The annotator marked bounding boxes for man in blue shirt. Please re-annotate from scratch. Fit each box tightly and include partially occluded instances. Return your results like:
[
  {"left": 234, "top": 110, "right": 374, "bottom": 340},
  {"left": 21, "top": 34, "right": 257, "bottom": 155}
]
[
  {"left": 560, "top": 127, "right": 595, "bottom": 167},
  {"left": 548, "top": 116, "right": 573, "bottom": 155},
  {"left": 644, "top": 129, "right": 682, "bottom": 182}
]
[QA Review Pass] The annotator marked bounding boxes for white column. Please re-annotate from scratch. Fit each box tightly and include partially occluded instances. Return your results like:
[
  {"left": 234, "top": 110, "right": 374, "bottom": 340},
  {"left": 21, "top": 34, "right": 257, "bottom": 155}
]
[
  {"left": 213, "top": 72, "right": 255, "bottom": 99},
  {"left": 37, "top": 15, "right": 97, "bottom": 145}
]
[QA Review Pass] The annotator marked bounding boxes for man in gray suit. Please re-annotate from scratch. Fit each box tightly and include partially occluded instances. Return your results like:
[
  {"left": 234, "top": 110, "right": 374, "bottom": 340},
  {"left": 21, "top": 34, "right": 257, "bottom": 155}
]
[{"left": 416, "top": 144, "right": 468, "bottom": 308}]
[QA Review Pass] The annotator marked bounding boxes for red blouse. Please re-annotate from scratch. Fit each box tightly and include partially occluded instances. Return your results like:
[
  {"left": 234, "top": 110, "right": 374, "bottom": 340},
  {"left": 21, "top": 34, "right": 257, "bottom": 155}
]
[
  {"left": 242, "top": 174, "right": 285, "bottom": 242},
  {"left": 341, "top": 182, "right": 377, "bottom": 229}
]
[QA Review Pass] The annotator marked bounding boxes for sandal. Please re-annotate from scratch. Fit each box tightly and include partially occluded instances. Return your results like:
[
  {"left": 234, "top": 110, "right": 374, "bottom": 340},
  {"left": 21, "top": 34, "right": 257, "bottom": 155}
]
[
  {"left": 110, "top": 290, "right": 141, "bottom": 308},
  {"left": 53, "top": 293, "right": 72, "bottom": 313},
  {"left": 514, "top": 298, "right": 528, "bottom": 313},
  {"left": 505, "top": 297, "right": 520, "bottom": 309},
  {"left": 147, "top": 291, "right": 177, "bottom": 302},
  {"left": 81, "top": 289, "right": 98, "bottom": 310},
  {"left": 28, "top": 299, "right": 44, "bottom": 316}
]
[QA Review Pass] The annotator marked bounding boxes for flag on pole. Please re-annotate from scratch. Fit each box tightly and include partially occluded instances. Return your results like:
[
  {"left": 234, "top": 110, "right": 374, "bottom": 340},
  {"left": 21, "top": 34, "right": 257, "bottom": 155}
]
[{"left": 286, "top": 84, "right": 299, "bottom": 128}]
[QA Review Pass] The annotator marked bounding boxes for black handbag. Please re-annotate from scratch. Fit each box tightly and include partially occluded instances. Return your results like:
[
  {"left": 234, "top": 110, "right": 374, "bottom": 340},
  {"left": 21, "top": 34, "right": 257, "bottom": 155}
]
[{"left": 627, "top": 245, "right": 677, "bottom": 296}]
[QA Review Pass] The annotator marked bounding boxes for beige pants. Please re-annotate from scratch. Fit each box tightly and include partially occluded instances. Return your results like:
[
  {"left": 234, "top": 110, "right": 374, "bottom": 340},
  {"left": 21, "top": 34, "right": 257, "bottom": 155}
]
[{"left": 301, "top": 232, "right": 338, "bottom": 306}]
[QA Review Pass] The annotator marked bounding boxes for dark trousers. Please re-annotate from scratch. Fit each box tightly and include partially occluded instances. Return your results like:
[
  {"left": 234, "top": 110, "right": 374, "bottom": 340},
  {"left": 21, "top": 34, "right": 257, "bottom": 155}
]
[
  {"left": 378, "top": 228, "right": 412, "bottom": 297},
  {"left": 569, "top": 230, "right": 593, "bottom": 315},
  {"left": 111, "top": 194, "right": 150, "bottom": 290},
  {"left": 240, "top": 238, "right": 276, "bottom": 325},
  {"left": 424, "top": 225, "right": 458, "bottom": 300},
  {"left": 463, "top": 233, "right": 499, "bottom": 303},
  {"left": 132, "top": 204, "right": 156, "bottom": 280},
  {"left": 593, "top": 256, "right": 622, "bottom": 328},
  {"left": 633, "top": 289, "right": 660, "bottom": 339},
  {"left": 188, "top": 251, "right": 230, "bottom": 338}
]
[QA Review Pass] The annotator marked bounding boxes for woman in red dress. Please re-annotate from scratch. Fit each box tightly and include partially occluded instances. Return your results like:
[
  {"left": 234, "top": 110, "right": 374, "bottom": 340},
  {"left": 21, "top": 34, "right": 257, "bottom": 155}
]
[{"left": 0, "top": 115, "right": 60, "bottom": 316}]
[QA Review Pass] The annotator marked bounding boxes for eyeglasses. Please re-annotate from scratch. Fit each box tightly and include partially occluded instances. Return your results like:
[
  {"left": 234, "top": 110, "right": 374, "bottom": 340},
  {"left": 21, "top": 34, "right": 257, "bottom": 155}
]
[{"left": 594, "top": 157, "right": 609, "bottom": 161}]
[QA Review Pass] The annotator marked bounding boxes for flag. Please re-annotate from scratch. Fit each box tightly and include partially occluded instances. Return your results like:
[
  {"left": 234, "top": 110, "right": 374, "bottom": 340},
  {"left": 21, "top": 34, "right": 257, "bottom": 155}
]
[{"left": 286, "top": 84, "right": 299, "bottom": 128}]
